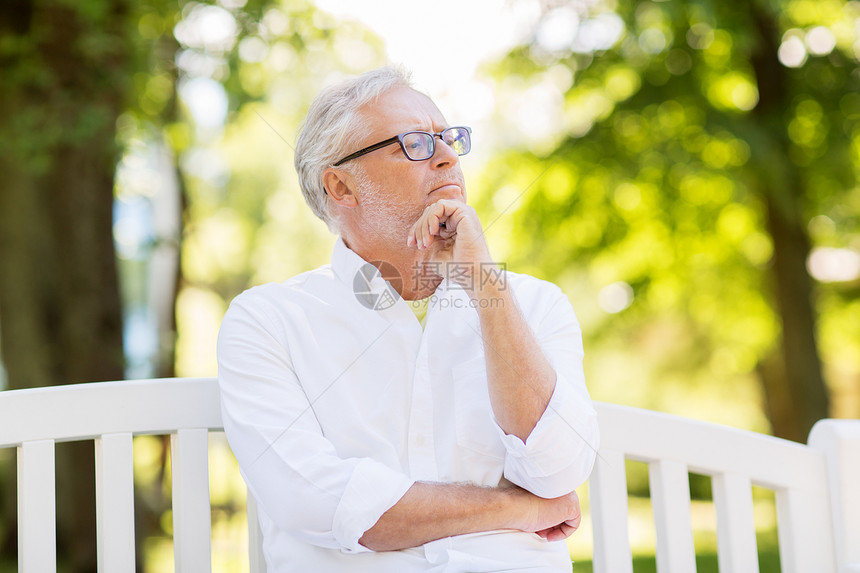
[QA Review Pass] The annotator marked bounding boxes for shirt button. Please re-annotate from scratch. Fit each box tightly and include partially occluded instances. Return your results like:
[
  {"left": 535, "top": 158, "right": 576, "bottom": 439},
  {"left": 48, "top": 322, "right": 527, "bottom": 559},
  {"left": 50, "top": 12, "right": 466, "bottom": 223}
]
[{"left": 415, "top": 435, "right": 425, "bottom": 446}]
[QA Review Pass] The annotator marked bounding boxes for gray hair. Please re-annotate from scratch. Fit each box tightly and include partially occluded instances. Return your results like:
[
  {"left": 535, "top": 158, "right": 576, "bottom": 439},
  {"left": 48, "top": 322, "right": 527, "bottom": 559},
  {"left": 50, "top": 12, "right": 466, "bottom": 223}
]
[{"left": 294, "top": 66, "right": 414, "bottom": 231}]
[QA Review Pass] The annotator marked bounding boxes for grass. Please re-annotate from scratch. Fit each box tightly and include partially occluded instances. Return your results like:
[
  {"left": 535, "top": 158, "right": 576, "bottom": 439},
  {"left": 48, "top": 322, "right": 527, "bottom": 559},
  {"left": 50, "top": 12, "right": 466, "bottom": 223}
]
[{"left": 571, "top": 550, "right": 782, "bottom": 572}]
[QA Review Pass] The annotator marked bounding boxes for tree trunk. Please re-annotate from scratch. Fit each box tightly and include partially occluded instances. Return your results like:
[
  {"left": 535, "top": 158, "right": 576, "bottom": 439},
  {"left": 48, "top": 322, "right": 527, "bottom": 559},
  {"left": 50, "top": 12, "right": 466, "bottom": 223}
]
[
  {"left": 748, "top": 1, "right": 830, "bottom": 442},
  {"left": 0, "top": 1, "right": 131, "bottom": 570}
]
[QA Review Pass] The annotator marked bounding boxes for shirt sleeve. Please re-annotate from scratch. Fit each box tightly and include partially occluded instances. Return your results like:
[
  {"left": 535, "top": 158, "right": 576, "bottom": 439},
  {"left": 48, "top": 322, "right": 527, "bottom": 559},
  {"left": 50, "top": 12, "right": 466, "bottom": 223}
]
[
  {"left": 217, "top": 293, "right": 414, "bottom": 553},
  {"left": 495, "top": 283, "right": 600, "bottom": 499}
]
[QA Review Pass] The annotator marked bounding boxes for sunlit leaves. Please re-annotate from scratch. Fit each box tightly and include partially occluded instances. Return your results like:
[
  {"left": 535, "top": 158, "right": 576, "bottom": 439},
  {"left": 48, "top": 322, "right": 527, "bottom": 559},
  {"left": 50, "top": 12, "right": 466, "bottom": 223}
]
[
  {"left": 788, "top": 98, "right": 828, "bottom": 149},
  {"left": 785, "top": 0, "right": 846, "bottom": 28},
  {"left": 605, "top": 64, "right": 641, "bottom": 101},
  {"left": 706, "top": 71, "right": 759, "bottom": 111},
  {"left": 701, "top": 29, "right": 733, "bottom": 69}
]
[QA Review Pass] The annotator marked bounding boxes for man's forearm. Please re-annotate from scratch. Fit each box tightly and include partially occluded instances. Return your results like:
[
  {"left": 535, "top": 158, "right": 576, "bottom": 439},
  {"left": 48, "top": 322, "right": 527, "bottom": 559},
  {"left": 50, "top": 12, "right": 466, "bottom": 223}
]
[
  {"left": 474, "top": 280, "right": 557, "bottom": 441},
  {"left": 407, "top": 203, "right": 557, "bottom": 441},
  {"left": 358, "top": 482, "right": 579, "bottom": 552}
]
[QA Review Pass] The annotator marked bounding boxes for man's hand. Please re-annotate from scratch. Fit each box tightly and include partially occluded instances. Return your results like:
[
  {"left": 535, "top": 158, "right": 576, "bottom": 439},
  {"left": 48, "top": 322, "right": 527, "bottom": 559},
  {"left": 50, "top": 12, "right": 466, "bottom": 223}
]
[
  {"left": 507, "top": 486, "right": 582, "bottom": 542},
  {"left": 406, "top": 199, "right": 493, "bottom": 294}
]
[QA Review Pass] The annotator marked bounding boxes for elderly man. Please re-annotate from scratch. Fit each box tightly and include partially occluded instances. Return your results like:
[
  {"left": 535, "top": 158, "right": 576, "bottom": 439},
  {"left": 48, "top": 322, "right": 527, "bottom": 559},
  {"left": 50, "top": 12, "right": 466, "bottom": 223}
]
[{"left": 217, "top": 66, "right": 599, "bottom": 572}]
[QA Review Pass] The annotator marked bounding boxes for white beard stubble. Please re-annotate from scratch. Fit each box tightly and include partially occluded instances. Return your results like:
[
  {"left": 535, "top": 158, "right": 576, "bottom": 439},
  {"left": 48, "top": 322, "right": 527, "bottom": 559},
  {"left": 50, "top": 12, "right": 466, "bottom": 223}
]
[{"left": 351, "top": 166, "right": 425, "bottom": 250}]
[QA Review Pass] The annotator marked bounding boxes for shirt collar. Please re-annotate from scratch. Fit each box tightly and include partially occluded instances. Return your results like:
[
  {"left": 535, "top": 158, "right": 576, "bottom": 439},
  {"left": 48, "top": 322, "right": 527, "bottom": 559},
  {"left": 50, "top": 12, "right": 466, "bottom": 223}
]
[
  {"left": 331, "top": 237, "right": 407, "bottom": 314},
  {"left": 331, "top": 236, "right": 368, "bottom": 287}
]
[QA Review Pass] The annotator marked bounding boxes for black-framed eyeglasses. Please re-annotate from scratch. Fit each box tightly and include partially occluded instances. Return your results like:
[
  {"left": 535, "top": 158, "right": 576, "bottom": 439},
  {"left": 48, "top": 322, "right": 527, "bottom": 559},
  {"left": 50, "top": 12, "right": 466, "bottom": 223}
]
[{"left": 333, "top": 126, "right": 472, "bottom": 166}]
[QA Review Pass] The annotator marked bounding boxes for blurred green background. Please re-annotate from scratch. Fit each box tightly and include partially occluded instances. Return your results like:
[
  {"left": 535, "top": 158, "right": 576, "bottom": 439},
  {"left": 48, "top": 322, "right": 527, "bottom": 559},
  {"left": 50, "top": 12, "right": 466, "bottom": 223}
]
[{"left": 1, "top": 0, "right": 858, "bottom": 571}]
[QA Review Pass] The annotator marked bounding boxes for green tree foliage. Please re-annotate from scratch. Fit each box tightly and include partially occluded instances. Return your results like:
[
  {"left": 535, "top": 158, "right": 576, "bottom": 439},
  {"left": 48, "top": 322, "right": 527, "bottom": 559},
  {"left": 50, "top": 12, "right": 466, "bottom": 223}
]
[{"left": 477, "top": 0, "right": 860, "bottom": 441}]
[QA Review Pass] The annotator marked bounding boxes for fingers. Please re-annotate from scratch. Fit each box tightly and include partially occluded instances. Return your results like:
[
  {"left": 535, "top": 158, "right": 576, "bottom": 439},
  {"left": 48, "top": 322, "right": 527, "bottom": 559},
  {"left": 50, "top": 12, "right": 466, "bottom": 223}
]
[
  {"left": 407, "top": 205, "right": 436, "bottom": 248},
  {"left": 559, "top": 519, "right": 580, "bottom": 537},
  {"left": 426, "top": 212, "right": 441, "bottom": 245},
  {"left": 534, "top": 518, "right": 581, "bottom": 542},
  {"left": 408, "top": 200, "right": 461, "bottom": 249}
]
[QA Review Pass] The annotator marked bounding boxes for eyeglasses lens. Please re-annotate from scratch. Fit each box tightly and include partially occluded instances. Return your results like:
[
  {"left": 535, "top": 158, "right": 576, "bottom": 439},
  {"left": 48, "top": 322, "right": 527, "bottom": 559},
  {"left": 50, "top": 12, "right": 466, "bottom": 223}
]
[
  {"left": 401, "top": 133, "right": 435, "bottom": 160},
  {"left": 444, "top": 128, "right": 470, "bottom": 155}
]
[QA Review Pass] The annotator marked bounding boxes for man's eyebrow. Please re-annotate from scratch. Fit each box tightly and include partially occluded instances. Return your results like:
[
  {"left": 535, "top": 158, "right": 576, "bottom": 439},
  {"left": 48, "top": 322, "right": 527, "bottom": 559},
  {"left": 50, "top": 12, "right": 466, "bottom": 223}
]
[{"left": 399, "top": 120, "right": 447, "bottom": 133}]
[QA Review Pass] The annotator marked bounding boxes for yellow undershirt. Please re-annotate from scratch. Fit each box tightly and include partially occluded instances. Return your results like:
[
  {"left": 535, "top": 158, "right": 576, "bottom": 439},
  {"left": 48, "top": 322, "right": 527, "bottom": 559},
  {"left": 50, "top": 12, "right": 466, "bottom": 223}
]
[{"left": 405, "top": 295, "right": 432, "bottom": 329}]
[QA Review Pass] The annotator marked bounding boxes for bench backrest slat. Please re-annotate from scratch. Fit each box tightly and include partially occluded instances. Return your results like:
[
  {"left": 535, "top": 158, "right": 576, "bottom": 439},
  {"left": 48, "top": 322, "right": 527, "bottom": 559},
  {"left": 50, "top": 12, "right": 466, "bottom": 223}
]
[
  {"left": 95, "top": 433, "right": 135, "bottom": 573},
  {"left": 588, "top": 448, "right": 633, "bottom": 573},
  {"left": 171, "top": 428, "right": 213, "bottom": 573},
  {"left": 649, "top": 459, "right": 696, "bottom": 573},
  {"left": 18, "top": 440, "right": 57, "bottom": 573},
  {"left": 712, "top": 472, "right": 759, "bottom": 572}
]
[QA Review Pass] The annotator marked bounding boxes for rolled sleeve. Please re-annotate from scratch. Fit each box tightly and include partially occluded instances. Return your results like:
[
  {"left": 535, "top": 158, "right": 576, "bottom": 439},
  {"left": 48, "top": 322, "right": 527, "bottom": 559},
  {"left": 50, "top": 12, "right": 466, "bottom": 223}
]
[
  {"left": 333, "top": 459, "right": 415, "bottom": 553},
  {"left": 497, "top": 374, "right": 599, "bottom": 498}
]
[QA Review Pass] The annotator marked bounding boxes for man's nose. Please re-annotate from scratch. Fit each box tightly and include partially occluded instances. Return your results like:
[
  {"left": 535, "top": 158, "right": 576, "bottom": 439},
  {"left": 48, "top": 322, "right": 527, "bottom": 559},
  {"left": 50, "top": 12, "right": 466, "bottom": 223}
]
[{"left": 431, "top": 136, "right": 460, "bottom": 168}]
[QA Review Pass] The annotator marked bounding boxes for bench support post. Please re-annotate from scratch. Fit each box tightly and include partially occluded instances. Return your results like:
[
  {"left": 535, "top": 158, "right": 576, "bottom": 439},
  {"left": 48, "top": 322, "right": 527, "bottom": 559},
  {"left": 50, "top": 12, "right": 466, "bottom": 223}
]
[{"left": 809, "top": 420, "right": 860, "bottom": 573}]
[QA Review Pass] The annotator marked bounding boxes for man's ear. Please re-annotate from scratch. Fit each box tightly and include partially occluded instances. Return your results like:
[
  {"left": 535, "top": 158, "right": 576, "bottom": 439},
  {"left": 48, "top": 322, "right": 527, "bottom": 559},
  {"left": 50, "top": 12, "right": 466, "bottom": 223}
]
[{"left": 322, "top": 168, "right": 358, "bottom": 208}]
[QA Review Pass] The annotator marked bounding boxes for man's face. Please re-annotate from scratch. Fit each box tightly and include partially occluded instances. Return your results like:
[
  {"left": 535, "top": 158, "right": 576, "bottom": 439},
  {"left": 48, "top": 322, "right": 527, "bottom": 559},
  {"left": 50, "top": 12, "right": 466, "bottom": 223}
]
[{"left": 348, "top": 86, "right": 466, "bottom": 246}]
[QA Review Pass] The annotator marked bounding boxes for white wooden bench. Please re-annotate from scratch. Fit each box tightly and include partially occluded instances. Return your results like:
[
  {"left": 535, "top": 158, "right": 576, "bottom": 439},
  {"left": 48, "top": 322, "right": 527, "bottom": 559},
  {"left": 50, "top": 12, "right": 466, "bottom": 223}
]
[{"left": 0, "top": 377, "right": 857, "bottom": 572}]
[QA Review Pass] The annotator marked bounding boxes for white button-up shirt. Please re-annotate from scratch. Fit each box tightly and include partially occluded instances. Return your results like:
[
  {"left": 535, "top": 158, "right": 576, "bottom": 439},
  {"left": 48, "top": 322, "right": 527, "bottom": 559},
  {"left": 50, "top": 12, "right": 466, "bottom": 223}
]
[{"left": 217, "top": 238, "right": 599, "bottom": 572}]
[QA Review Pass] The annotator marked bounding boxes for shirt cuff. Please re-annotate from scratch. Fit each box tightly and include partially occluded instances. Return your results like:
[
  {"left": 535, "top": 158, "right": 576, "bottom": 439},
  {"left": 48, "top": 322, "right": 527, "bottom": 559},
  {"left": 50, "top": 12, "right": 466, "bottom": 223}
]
[
  {"left": 331, "top": 458, "right": 415, "bottom": 553},
  {"left": 496, "top": 374, "right": 599, "bottom": 495}
]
